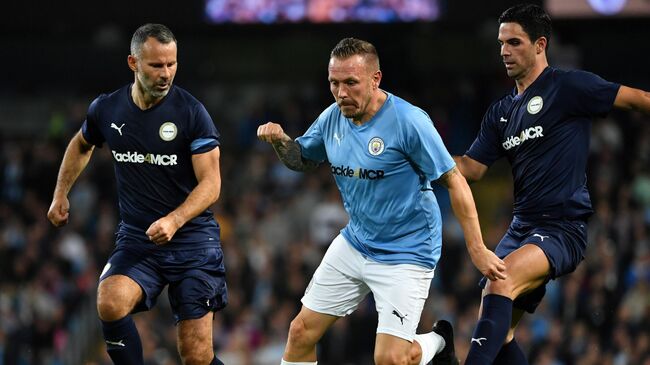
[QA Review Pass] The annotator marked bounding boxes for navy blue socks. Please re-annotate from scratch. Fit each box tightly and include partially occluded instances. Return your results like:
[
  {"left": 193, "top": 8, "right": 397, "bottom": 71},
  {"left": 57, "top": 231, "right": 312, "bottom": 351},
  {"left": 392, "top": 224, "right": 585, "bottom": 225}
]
[
  {"left": 494, "top": 338, "right": 528, "bottom": 364},
  {"left": 465, "top": 294, "right": 513, "bottom": 365},
  {"left": 101, "top": 316, "right": 143, "bottom": 365}
]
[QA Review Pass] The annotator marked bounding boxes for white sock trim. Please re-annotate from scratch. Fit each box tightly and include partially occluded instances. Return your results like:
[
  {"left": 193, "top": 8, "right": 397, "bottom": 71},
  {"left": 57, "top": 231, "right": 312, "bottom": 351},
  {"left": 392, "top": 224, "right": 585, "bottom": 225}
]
[
  {"left": 414, "top": 332, "right": 445, "bottom": 365},
  {"left": 280, "top": 360, "right": 317, "bottom": 365}
]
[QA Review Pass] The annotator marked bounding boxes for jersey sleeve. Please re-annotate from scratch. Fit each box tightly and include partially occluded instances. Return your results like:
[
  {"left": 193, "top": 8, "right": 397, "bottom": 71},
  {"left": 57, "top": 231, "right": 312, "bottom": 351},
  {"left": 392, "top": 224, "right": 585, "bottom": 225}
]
[
  {"left": 562, "top": 70, "right": 621, "bottom": 118},
  {"left": 402, "top": 110, "right": 455, "bottom": 181},
  {"left": 81, "top": 97, "right": 105, "bottom": 148},
  {"left": 189, "top": 103, "right": 220, "bottom": 154},
  {"left": 465, "top": 106, "right": 504, "bottom": 166},
  {"left": 295, "top": 111, "right": 328, "bottom": 163}
]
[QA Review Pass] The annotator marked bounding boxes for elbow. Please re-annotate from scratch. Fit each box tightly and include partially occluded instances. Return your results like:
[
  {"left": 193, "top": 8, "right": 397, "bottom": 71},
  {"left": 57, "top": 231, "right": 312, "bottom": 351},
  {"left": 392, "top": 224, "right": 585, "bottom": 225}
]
[{"left": 464, "top": 172, "right": 481, "bottom": 184}]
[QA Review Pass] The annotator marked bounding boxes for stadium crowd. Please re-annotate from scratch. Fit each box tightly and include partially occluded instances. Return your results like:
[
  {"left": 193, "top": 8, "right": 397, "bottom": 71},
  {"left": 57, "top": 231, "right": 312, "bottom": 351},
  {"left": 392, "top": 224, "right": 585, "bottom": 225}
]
[{"left": 0, "top": 73, "right": 649, "bottom": 365}]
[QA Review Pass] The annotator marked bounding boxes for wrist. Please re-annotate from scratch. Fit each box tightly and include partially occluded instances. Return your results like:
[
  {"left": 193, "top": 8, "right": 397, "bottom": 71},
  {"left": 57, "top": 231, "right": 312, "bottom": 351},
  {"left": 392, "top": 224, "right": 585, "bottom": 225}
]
[{"left": 169, "top": 212, "right": 186, "bottom": 229}]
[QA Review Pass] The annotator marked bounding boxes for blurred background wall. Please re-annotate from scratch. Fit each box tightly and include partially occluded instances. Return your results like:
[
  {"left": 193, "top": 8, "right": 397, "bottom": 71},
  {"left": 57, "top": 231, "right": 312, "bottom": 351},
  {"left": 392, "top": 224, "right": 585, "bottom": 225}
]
[{"left": 0, "top": 0, "right": 649, "bottom": 364}]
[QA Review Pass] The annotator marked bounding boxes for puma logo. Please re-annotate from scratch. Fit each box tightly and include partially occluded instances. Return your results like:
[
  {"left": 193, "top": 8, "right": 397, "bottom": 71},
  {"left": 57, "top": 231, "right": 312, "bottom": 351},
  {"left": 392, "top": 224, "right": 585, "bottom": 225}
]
[
  {"left": 106, "top": 339, "right": 125, "bottom": 347},
  {"left": 471, "top": 337, "right": 487, "bottom": 346},
  {"left": 391, "top": 310, "right": 407, "bottom": 325},
  {"left": 533, "top": 233, "right": 549, "bottom": 242},
  {"left": 334, "top": 132, "right": 343, "bottom": 146},
  {"left": 110, "top": 123, "right": 125, "bottom": 136}
]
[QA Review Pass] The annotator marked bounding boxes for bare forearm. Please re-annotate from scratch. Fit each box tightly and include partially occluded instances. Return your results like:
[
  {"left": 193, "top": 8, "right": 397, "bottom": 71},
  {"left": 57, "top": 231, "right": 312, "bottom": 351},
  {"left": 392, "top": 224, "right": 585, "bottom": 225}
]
[
  {"left": 168, "top": 179, "right": 220, "bottom": 228},
  {"left": 438, "top": 168, "right": 485, "bottom": 251},
  {"left": 614, "top": 86, "right": 650, "bottom": 113},
  {"left": 53, "top": 133, "right": 94, "bottom": 198},
  {"left": 439, "top": 167, "right": 507, "bottom": 279},
  {"left": 272, "top": 139, "right": 319, "bottom": 172},
  {"left": 448, "top": 180, "right": 485, "bottom": 252}
]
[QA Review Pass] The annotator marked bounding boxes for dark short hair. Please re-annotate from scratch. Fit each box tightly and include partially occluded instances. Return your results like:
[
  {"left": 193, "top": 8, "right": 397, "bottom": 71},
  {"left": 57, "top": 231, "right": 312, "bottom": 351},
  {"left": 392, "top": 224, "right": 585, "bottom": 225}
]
[
  {"left": 130, "top": 23, "right": 177, "bottom": 57},
  {"left": 330, "top": 38, "right": 380, "bottom": 70},
  {"left": 499, "top": 4, "right": 552, "bottom": 50}
]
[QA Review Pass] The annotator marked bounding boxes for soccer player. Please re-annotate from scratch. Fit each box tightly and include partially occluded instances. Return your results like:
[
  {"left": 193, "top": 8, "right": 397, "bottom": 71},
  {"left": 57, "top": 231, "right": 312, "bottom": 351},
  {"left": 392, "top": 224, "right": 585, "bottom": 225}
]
[
  {"left": 455, "top": 5, "right": 650, "bottom": 364},
  {"left": 257, "top": 37, "right": 506, "bottom": 365},
  {"left": 47, "top": 24, "right": 226, "bottom": 365}
]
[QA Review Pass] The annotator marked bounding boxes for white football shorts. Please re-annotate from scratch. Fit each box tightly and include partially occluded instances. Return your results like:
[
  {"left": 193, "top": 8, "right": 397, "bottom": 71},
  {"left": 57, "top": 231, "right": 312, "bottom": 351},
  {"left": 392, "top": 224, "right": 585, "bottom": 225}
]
[{"left": 301, "top": 234, "right": 434, "bottom": 341}]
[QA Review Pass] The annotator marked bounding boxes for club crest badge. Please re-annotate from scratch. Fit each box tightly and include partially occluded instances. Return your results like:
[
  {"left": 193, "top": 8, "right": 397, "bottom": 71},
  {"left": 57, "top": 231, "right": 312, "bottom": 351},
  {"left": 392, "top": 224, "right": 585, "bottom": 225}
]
[
  {"left": 527, "top": 96, "right": 543, "bottom": 115},
  {"left": 159, "top": 122, "right": 177, "bottom": 141},
  {"left": 368, "top": 137, "right": 385, "bottom": 156}
]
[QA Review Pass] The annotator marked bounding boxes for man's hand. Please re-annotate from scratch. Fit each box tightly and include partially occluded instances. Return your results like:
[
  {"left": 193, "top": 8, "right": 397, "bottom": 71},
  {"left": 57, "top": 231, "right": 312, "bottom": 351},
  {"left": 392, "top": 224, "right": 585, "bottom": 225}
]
[
  {"left": 469, "top": 246, "right": 507, "bottom": 281},
  {"left": 257, "top": 122, "right": 291, "bottom": 144},
  {"left": 47, "top": 197, "right": 70, "bottom": 227},
  {"left": 145, "top": 214, "right": 183, "bottom": 245}
]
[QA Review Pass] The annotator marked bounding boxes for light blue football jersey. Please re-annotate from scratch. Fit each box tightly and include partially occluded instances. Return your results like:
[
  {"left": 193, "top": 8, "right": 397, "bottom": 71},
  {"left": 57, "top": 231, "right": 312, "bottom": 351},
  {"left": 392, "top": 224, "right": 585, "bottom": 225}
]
[{"left": 296, "top": 92, "right": 455, "bottom": 269}]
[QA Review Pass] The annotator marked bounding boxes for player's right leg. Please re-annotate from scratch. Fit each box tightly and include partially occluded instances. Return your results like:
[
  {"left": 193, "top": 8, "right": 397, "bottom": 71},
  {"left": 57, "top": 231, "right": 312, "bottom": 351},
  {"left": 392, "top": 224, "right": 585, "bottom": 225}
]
[
  {"left": 284, "top": 234, "right": 370, "bottom": 364},
  {"left": 97, "top": 243, "right": 166, "bottom": 365},
  {"left": 97, "top": 274, "right": 145, "bottom": 365},
  {"left": 465, "top": 244, "right": 550, "bottom": 365},
  {"left": 466, "top": 218, "right": 586, "bottom": 364},
  {"left": 478, "top": 302, "right": 528, "bottom": 365}
]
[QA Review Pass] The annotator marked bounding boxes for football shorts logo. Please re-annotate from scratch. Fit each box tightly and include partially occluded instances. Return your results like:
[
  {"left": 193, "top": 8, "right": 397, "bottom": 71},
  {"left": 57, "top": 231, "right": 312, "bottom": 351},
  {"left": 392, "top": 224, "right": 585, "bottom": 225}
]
[
  {"left": 527, "top": 96, "right": 543, "bottom": 114},
  {"left": 159, "top": 122, "right": 177, "bottom": 141},
  {"left": 368, "top": 137, "right": 385, "bottom": 156},
  {"left": 100, "top": 262, "right": 112, "bottom": 278},
  {"left": 471, "top": 337, "right": 487, "bottom": 346},
  {"left": 391, "top": 309, "right": 408, "bottom": 325}
]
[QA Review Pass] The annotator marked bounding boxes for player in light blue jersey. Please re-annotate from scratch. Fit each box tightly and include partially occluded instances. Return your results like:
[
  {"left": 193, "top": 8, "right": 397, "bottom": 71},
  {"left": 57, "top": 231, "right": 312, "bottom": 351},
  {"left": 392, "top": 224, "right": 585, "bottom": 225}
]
[
  {"left": 48, "top": 24, "right": 226, "bottom": 365},
  {"left": 454, "top": 5, "right": 650, "bottom": 364},
  {"left": 258, "top": 38, "right": 505, "bottom": 365}
]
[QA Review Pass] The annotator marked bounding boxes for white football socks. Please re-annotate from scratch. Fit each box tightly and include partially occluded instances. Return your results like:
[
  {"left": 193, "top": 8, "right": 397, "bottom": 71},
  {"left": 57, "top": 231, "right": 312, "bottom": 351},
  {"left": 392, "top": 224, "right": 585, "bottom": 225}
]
[
  {"left": 280, "top": 360, "right": 317, "bottom": 365},
  {"left": 414, "top": 331, "right": 445, "bottom": 365}
]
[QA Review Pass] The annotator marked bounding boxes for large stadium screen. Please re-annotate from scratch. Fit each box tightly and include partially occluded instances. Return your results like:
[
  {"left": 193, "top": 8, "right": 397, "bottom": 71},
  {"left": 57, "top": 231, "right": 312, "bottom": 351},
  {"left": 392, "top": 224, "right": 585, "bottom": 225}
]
[
  {"left": 205, "top": 0, "right": 442, "bottom": 24},
  {"left": 546, "top": 0, "right": 650, "bottom": 17}
]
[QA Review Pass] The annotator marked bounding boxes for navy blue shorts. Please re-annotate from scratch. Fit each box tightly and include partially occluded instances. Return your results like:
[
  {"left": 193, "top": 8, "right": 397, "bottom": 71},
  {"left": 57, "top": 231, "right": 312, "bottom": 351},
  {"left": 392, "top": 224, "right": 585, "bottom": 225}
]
[
  {"left": 100, "top": 236, "right": 228, "bottom": 323},
  {"left": 480, "top": 216, "right": 587, "bottom": 313}
]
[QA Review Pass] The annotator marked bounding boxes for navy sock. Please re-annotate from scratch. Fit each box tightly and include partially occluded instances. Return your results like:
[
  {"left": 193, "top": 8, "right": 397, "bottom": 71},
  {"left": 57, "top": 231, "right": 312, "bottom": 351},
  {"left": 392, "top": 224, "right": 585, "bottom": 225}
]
[
  {"left": 210, "top": 356, "right": 225, "bottom": 365},
  {"left": 494, "top": 338, "right": 528, "bottom": 365},
  {"left": 465, "top": 294, "right": 513, "bottom": 365},
  {"left": 101, "top": 316, "right": 143, "bottom": 365}
]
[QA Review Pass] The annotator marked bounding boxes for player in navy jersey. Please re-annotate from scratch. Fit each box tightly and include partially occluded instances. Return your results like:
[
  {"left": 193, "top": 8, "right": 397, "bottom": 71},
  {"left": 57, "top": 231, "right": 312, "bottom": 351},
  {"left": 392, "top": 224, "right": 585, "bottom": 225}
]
[
  {"left": 454, "top": 5, "right": 650, "bottom": 364},
  {"left": 47, "top": 24, "right": 226, "bottom": 365},
  {"left": 258, "top": 38, "right": 506, "bottom": 365}
]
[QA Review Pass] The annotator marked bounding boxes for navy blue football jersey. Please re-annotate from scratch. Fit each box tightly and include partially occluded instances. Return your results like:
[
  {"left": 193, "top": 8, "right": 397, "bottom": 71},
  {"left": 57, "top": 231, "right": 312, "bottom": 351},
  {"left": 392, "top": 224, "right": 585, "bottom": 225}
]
[
  {"left": 82, "top": 84, "right": 221, "bottom": 248},
  {"left": 467, "top": 67, "right": 620, "bottom": 219}
]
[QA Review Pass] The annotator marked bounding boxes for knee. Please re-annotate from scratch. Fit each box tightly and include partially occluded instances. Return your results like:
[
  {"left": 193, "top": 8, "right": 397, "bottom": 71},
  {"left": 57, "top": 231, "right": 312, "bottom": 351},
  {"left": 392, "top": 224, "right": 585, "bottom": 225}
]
[
  {"left": 485, "top": 277, "right": 515, "bottom": 297},
  {"left": 287, "top": 317, "right": 316, "bottom": 349},
  {"left": 408, "top": 342, "right": 422, "bottom": 364},
  {"left": 97, "top": 286, "right": 135, "bottom": 322},
  {"left": 374, "top": 348, "right": 409, "bottom": 365}
]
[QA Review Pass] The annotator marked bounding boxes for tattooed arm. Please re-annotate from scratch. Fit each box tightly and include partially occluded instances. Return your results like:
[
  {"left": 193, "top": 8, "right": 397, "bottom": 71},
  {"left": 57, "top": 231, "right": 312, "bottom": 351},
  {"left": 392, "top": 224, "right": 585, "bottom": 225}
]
[
  {"left": 435, "top": 166, "right": 506, "bottom": 281},
  {"left": 257, "top": 122, "right": 320, "bottom": 172}
]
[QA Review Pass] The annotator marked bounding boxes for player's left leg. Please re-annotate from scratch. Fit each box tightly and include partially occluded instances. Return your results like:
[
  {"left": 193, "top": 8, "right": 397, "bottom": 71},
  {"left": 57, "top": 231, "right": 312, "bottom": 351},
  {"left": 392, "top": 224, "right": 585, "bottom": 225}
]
[
  {"left": 174, "top": 301, "right": 225, "bottom": 365},
  {"left": 374, "top": 333, "right": 414, "bottom": 365},
  {"left": 465, "top": 244, "right": 550, "bottom": 365},
  {"left": 406, "top": 320, "right": 457, "bottom": 365},
  {"left": 177, "top": 312, "right": 222, "bottom": 365},
  {"left": 167, "top": 247, "right": 228, "bottom": 365},
  {"left": 365, "top": 261, "right": 444, "bottom": 365}
]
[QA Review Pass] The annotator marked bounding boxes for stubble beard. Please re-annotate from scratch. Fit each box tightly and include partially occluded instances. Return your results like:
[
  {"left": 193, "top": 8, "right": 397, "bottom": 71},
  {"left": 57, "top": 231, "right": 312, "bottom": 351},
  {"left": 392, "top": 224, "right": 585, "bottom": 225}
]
[{"left": 137, "top": 72, "right": 170, "bottom": 99}]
